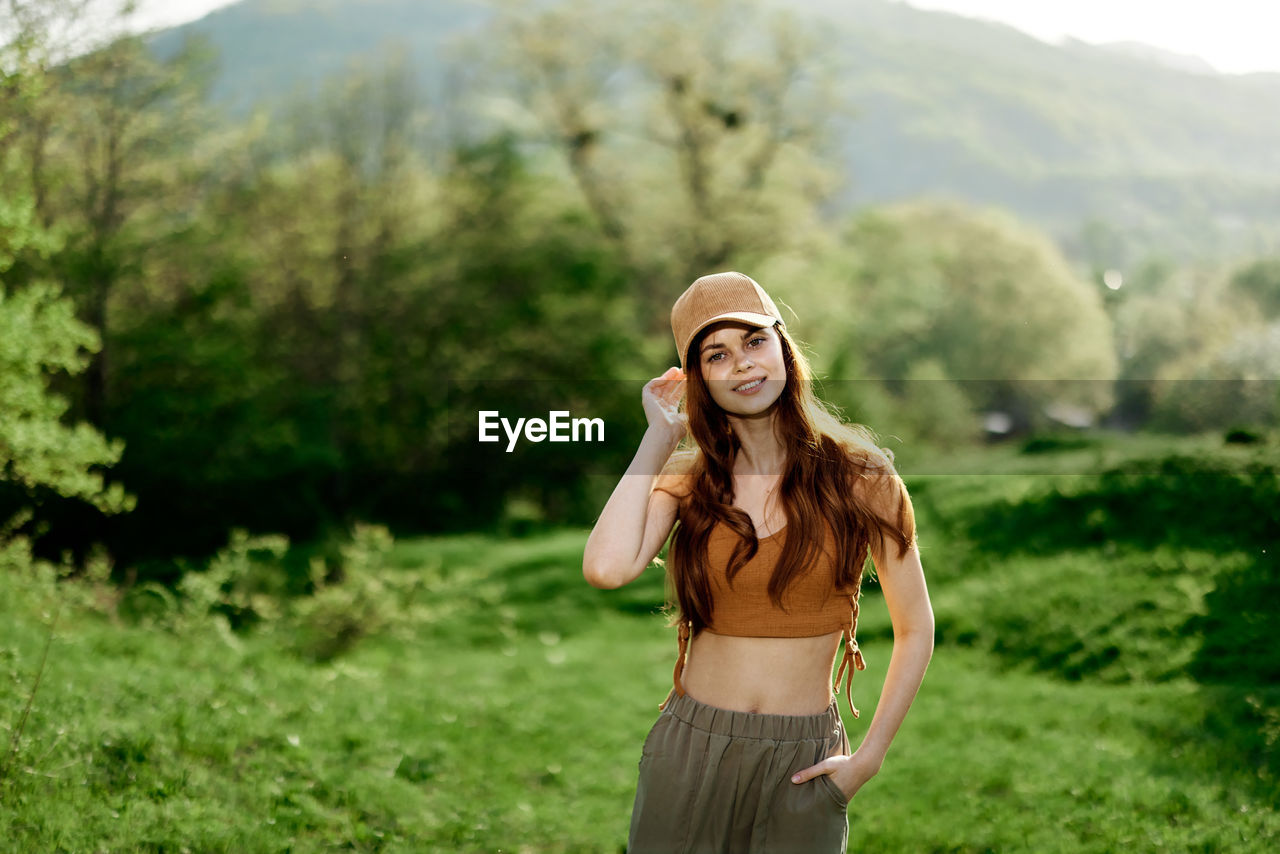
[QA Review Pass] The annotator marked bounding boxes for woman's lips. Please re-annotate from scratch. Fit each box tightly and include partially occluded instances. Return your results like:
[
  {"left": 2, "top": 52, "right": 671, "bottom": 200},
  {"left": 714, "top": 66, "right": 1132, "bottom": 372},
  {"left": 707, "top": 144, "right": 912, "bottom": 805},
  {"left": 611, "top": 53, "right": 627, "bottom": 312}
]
[{"left": 733, "top": 377, "right": 766, "bottom": 394}]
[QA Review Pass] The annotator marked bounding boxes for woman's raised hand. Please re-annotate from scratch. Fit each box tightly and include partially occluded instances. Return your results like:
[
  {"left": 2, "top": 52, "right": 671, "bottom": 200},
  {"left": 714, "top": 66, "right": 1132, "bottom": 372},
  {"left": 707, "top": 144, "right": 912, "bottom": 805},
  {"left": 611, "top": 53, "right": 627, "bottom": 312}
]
[{"left": 642, "top": 366, "right": 687, "bottom": 443}]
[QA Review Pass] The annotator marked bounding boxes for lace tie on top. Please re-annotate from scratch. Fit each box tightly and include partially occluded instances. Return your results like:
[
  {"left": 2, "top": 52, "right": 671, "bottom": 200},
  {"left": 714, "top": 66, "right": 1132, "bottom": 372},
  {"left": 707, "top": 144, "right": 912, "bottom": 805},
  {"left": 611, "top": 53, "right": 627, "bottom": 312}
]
[{"left": 834, "top": 626, "right": 866, "bottom": 718}]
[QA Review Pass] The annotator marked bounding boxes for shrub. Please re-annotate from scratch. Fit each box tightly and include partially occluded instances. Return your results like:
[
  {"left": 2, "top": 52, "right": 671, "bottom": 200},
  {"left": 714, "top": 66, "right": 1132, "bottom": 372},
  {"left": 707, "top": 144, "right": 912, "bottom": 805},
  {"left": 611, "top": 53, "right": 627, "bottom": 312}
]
[{"left": 289, "top": 523, "right": 423, "bottom": 661}]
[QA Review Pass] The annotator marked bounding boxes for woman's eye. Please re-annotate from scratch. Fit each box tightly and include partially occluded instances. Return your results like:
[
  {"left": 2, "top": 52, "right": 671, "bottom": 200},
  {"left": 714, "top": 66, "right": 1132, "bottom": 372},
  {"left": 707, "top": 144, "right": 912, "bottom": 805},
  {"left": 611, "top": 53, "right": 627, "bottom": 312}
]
[{"left": 749, "top": 336, "right": 765, "bottom": 346}]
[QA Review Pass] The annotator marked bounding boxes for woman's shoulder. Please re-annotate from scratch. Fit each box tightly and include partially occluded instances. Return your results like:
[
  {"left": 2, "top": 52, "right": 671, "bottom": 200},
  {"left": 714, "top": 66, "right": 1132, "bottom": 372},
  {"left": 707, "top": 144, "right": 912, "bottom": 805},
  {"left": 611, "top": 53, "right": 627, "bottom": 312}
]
[
  {"left": 854, "top": 446, "right": 900, "bottom": 479},
  {"left": 841, "top": 444, "right": 909, "bottom": 513},
  {"left": 833, "top": 438, "right": 898, "bottom": 476}
]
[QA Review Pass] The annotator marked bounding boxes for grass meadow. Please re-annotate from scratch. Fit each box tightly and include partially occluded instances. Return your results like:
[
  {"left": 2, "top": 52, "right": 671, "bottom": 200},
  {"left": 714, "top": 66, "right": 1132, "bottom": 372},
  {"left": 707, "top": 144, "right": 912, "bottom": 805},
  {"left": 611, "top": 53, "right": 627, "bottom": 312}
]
[{"left": 1, "top": 431, "right": 1278, "bottom": 852}]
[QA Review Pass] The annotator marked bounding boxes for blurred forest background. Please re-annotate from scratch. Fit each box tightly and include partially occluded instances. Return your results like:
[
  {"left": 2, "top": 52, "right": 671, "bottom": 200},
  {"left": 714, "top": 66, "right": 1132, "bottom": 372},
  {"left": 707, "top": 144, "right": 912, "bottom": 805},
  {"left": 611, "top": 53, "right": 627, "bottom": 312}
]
[
  {"left": 2, "top": 0, "right": 1279, "bottom": 850},
  {"left": 4, "top": 0, "right": 1280, "bottom": 567}
]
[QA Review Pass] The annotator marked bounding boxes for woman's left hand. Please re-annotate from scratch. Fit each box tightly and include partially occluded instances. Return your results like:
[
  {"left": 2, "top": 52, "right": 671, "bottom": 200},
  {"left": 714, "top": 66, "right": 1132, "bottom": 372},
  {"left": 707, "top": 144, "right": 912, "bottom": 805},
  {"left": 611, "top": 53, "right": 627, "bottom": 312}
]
[{"left": 791, "top": 749, "right": 882, "bottom": 802}]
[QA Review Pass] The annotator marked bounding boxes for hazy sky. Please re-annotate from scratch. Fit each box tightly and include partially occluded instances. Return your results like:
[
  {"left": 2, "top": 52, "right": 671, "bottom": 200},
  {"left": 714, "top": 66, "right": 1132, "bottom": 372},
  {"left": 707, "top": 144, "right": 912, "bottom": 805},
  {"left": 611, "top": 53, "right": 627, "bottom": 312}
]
[{"left": 126, "top": 0, "right": 1280, "bottom": 75}]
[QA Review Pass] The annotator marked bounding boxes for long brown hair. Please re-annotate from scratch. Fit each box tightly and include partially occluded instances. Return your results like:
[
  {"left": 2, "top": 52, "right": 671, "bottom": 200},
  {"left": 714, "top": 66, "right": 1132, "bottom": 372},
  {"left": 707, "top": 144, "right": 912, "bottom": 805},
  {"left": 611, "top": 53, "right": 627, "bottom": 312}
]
[{"left": 654, "top": 320, "right": 917, "bottom": 635}]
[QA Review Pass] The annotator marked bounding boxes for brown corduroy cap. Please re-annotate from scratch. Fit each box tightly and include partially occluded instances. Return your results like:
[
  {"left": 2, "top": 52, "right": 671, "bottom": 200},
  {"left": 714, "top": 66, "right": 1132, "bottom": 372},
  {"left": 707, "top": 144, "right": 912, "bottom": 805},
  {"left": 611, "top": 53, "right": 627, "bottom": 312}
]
[{"left": 671, "top": 272, "right": 785, "bottom": 371}]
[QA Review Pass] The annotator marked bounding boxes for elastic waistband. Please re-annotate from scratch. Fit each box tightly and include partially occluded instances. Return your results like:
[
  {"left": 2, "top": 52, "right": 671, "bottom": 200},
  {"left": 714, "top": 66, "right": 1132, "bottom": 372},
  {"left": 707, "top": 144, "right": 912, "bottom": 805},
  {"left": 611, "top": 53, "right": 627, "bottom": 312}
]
[{"left": 660, "top": 690, "right": 842, "bottom": 742}]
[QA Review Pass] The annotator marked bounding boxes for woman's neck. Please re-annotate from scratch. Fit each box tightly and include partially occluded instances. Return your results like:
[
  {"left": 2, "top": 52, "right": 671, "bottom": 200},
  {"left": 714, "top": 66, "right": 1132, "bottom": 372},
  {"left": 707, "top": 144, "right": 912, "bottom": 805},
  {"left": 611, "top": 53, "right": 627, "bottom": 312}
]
[{"left": 730, "top": 415, "right": 787, "bottom": 475}]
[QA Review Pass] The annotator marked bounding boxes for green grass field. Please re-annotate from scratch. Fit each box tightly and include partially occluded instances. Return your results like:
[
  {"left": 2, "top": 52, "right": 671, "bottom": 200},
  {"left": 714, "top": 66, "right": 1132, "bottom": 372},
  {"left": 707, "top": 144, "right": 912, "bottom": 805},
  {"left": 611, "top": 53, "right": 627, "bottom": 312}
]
[{"left": 2, "top": 430, "right": 1278, "bottom": 852}]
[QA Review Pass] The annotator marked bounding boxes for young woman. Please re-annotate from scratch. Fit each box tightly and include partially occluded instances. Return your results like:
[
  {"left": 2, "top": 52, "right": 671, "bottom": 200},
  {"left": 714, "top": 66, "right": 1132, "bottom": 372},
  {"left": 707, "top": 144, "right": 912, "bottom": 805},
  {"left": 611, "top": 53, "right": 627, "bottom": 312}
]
[{"left": 583, "top": 272, "right": 934, "bottom": 853}]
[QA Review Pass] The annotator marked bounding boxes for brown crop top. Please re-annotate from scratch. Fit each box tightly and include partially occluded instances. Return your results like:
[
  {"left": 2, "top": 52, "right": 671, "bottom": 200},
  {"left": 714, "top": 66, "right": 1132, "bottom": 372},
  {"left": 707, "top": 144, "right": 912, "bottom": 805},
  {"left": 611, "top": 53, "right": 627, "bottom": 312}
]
[{"left": 659, "top": 519, "right": 868, "bottom": 718}]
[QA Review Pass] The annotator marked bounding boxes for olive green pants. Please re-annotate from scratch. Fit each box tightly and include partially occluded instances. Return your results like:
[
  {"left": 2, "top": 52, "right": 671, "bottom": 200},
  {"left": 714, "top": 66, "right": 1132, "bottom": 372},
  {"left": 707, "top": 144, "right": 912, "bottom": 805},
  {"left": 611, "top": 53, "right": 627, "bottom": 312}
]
[{"left": 628, "top": 690, "right": 851, "bottom": 853}]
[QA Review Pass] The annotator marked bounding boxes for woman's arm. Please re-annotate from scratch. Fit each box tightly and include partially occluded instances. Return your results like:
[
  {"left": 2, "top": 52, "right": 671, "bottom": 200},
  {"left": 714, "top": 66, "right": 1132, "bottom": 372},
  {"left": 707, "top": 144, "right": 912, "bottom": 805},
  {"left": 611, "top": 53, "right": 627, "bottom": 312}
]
[
  {"left": 582, "top": 368, "right": 687, "bottom": 589},
  {"left": 849, "top": 541, "right": 934, "bottom": 764},
  {"left": 791, "top": 473, "right": 934, "bottom": 800},
  {"left": 582, "top": 426, "right": 683, "bottom": 589}
]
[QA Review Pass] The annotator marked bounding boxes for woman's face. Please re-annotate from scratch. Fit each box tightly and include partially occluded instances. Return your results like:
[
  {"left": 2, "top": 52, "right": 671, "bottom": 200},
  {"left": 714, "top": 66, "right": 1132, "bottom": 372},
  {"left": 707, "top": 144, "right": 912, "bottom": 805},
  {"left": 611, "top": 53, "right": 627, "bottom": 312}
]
[{"left": 694, "top": 321, "right": 787, "bottom": 416}]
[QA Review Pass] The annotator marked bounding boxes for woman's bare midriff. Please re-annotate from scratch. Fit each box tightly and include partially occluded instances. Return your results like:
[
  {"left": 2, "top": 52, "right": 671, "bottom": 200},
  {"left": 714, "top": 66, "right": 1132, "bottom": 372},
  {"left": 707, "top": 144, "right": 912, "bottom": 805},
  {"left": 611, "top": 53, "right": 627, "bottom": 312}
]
[{"left": 680, "top": 628, "right": 844, "bottom": 716}]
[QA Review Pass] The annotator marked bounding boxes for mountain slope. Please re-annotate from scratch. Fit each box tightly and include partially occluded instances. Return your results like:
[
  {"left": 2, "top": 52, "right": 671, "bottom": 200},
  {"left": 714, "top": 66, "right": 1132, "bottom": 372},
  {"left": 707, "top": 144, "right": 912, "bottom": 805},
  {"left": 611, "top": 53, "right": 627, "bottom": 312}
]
[{"left": 149, "top": 0, "right": 1280, "bottom": 264}]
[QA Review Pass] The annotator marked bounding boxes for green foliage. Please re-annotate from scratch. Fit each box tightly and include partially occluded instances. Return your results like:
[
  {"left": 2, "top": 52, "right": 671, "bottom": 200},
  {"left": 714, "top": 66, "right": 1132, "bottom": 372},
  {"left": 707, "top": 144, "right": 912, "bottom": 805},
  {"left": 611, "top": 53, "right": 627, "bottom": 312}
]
[
  {"left": 1225, "top": 426, "right": 1266, "bottom": 445},
  {"left": 498, "top": 491, "right": 551, "bottom": 538},
  {"left": 176, "top": 528, "right": 289, "bottom": 626},
  {"left": 11, "top": 0, "right": 1280, "bottom": 585},
  {"left": 291, "top": 523, "right": 423, "bottom": 662},
  {"left": 105, "top": 268, "right": 315, "bottom": 561},
  {"left": 1, "top": 434, "right": 1279, "bottom": 849},
  {"left": 932, "top": 543, "right": 1228, "bottom": 683},
  {"left": 1149, "top": 369, "right": 1280, "bottom": 433},
  {"left": 0, "top": 282, "right": 133, "bottom": 518},
  {"left": 890, "top": 357, "right": 983, "bottom": 448},
  {"left": 0, "top": 40, "right": 111, "bottom": 526},
  {"left": 1189, "top": 553, "right": 1280, "bottom": 685},
  {"left": 1108, "top": 258, "right": 1279, "bottom": 432},
  {"left": 1020, "top": 433, "right": 1098, "bottom": 454},
  {"left": 92, "top": 82, "right": 644, "bottom": 557},
  {"left": 1230, "top": 257, "right": 1280, "bottom": 319},
  {"left": 917, "top": 443, "right": 1280, "bottom": 788},
  {"left": 0, "top": 193, "right": 58, "bottom": 274},
  {"left": 128, "top": 523, "right": 431, "bottom": 666},
  {"left": 957, "top": 451, "right": 1277, "bottom": 561},
  {"left": 485, "top": 0, "right": 845, "bottom": 287},
  {"left": 788, "top": 201, "right": 1117, "bottom": 435},
  {"left": 12, "top": 0, "right": 1280, "bottom": 566}
]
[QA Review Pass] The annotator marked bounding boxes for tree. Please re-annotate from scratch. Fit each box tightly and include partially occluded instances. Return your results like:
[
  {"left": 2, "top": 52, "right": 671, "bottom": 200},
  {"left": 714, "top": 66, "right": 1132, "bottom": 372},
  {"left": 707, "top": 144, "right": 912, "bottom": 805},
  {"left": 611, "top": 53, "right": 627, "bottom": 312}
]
[
  {"left": 0, "top": 283, "right": 134, "bottom": 534},
  {"left": 97, "top": 57, "right": 646, "bottom": 549},
  {"left": 0, "top": 1, "right": 133, "bottom": 550},
  {"left": 791, "top": 201, "right": 1119, "bottom": 434},
  {"left": 1229, "top": 257, "right": 1280, "bottom": 320},
  {"left": 17, "top": 23, "right": 216, "bottom": 427},
  {"left": 1112, "top": 260, "right": 1264, "bottom": 431},
  {"left": 479, "top": 0, "right": 845, "bottom": 322},
  {"left": 83, "top": 54, "right": 438, "bottom": 559}
]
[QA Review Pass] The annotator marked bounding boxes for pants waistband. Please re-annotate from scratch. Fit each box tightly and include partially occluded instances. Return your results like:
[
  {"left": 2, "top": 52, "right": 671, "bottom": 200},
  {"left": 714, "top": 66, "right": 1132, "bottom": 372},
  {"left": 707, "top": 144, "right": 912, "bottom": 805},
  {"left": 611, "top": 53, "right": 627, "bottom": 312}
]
[{"left": 659, "top": 690, "right": 843, "bottom": 741}]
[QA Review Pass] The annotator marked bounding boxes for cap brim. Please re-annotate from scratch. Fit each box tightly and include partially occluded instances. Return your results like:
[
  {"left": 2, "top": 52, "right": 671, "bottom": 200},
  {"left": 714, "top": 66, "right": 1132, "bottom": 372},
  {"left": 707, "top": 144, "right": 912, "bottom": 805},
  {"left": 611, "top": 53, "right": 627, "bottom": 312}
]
[{"left": 682, "top": 311, "right": 782, "bottom": 367}]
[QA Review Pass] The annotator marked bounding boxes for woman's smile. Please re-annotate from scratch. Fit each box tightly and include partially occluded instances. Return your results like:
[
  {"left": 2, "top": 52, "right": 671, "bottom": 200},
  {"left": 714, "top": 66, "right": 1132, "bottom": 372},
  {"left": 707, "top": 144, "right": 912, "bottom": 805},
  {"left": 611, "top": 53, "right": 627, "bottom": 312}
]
[{"left": 699, "top": 323, "right": 787, "bottom": 412}]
